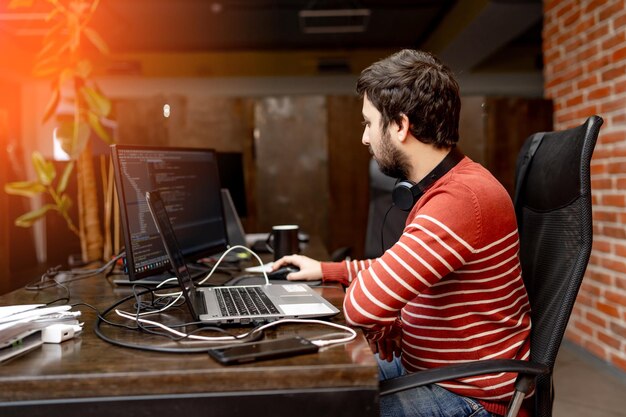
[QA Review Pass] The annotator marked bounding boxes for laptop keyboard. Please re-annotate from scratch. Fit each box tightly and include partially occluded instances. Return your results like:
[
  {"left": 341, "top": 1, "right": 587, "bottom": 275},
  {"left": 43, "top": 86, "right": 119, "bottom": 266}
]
[{"left": 215, "top": 287, "right": 280, "bottom": 316}]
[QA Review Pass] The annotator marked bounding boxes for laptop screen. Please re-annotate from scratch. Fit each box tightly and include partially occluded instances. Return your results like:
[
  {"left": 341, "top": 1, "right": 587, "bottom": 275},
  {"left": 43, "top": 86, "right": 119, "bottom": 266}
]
[
  {"left": 111, "top": 145, "right": 228, "bottom": 281},
  {"left": 145, "top": 190, "right": 199, "bottom": 319}
]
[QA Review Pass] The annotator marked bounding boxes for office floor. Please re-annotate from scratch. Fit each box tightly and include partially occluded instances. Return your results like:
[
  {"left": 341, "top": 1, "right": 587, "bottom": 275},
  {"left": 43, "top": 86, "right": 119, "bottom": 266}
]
[{"left": 553, "top": 342, "right": 626, "bottom": 417}]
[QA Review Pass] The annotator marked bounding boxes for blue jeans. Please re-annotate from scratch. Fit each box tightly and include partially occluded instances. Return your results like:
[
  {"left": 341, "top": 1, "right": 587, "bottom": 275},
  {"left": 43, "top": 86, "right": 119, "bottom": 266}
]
[{"left": 378, "top": 355, "right": 494, "bottom": 417}]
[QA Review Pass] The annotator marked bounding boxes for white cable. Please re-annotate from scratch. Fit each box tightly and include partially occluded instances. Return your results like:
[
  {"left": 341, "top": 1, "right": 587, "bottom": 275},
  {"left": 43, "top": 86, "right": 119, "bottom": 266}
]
[
  {"left": 114, "top": 310, "right": 357, "bottom": 347},
  {"left": 116, "top": 246, "right": 356, "bottom": 347},
  {"left": 152, "top": 245, "right": 270, "bottom": 299},
  {"left": 115, "top": 309, "right": 238, "bottom": 341},
  {"left": 196, "top": 245, "right": 270, "bottom": 286}
]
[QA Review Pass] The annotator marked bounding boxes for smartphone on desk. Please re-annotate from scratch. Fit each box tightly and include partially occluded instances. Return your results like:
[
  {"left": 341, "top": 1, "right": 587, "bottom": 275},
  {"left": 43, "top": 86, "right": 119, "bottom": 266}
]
[{"left": 208, "top": 336, "right": 319, "bottom": 365}]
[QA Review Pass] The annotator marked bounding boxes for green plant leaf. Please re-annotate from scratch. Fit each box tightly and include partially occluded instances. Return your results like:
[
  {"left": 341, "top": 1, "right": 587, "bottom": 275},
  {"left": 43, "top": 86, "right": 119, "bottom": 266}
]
[
  {"left": 59, "top": 193, "right": 72, "bottom": 212},
  {"left": 8, "top": 0, "right": 34, "bottom": 8},
  {"left": 75, "top": 60, "right": 92, "bottom": 79},
  {"left": 32, "top": 152, "right": 56, "bottom": 186},
  {"left": 42, "top": 86, "right": 60, "bottom": 123},
  {"left": 33, "top": 57, "right": 62, "bottom": 78},
  {"left": 81, "top": 86, "right": 111, "bottom": 117},
  {"left": 57, "top": 160, "right": 74, "bottom": 193},
  {"left": 14, "top": 204, "right": 56, "bottom": 228},
  {"left": 87, "top": 112, "right": 113, "bottom": 144},
  {"left": 56, "top": 120, "right": 90, "bottom": 159},
  {"left": 4, "top": 181, "right": 46, "bottom": 197},
  {"left": 83, "top": 27, "right": 110, "bottom": 55}
]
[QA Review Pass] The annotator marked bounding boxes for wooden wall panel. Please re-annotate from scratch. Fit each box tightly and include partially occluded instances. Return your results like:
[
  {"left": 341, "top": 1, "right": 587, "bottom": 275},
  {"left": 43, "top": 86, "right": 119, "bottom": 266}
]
[
  {"left": 327, "top": 96, "right": 371, "bottom": 260},
  {"left": 484, "top": 97, "right": 553, "bottom": 195},
  {"left": 254, "top": 97, "right": 329, "bottom": 246}
]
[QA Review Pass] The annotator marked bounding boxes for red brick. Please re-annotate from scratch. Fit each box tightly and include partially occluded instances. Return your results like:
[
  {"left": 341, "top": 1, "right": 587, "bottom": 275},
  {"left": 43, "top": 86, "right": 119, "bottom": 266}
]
[
  {"left": 584, "top": 0, "right": 610, "bottom": 15},
  {"left": 601, "top": 64, "right": 626, "bottom": 82},
  {"left": 592, "top": 237, "right": 612, "bottom": 251},
  {"left": 599, "top": 1, "right": 626, "bottom": 21},
  {"left": 573, "top": 319, "right": 594, "bottom": 336},
  {"left": 555, "top": 1, "right": 575, "bottom": 19},
  {"left": 563, "top": 9, "right": 582, "bottom": 28},
  {"left": 603, "top": 225, "right": 626, "bottom": 238},
  {"left": 609, "top": 354, "right": 626, "bottom": 373},
  {"left": 613, "top": 44, "right": 626, "bottom": 62},
  {"left": 612, "top": 112, "right": 626, "bottom": 124},
  {"left": 617, "top": 276, "right": 626, "bottom": 291},
  {"left": 597, "top": 330, "right": 621, "bottom": 349},
  {"left": 600, "top": 98, "right": 626, "bottom": 114},
  {"left": 566, "top": 94, "right": 584, "bottom": 107},
  {"left": 586, "top": 22, "right": 610, "bottom": 42},
  {"left": 609, "top": 321, "right": 626, "bottom": 339},
  {"left": 587, "top": 86, "right": 611, "bottom": 100},
  {"left": 575, "top": 15, "right": 596, "bottom": 34},
  {"left": 615, "top": 242, "right": 626, "bottom": 257},
  {"left": 601, "top": 32, "right": 626, "bottom": 50},
  {"left": 589, "top": 269, "right": 613, "bottom": 284},
  {"left": 600, "top": 131, "right": 626, "bottom": 144},
  {"left": 553, "top": 57, "right": 576, "bottom": 74},
  {"left": 581, "top": 281, "right": 602, "bottom": 296},
  {"left": 615, "top": 10, "right": 626, "bottom": 28},
  {"left": 602, "top": 257, "right": 626, "bottom": 274},
  {"left": 588, "top": 55, "right": 612, "bottom": 73},
  {"left": 592, "top": 177, "right": 613, "bottom": 189},
  {"left": 587, "top": 311, "right": 608, "bottom": 327},
  {"left": 577, "top": 74, "right": 599, "bottom": 89},
  {"left": 590, "top": 161, "right": 608, "bottom": 175},
  {"left": 615, "top": 79, "right": 626, "bottom": 94},
  {"left": 597, "top": 301, "right": 620, "bottom": 318},
  {"left": 606, "top": 161, "right": 626, "bottom": 174},
  {"left": 605, "top": 289, "right": 626, "bottom": 306},
  {"left": 616, "top": 177, "right": 626, "bottom": 189}
]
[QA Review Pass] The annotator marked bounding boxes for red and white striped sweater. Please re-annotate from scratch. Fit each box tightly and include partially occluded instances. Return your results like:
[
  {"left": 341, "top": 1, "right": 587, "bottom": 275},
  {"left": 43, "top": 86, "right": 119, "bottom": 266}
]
[{"left": 322, "top": 157, "right": 531, "bottom": 416}]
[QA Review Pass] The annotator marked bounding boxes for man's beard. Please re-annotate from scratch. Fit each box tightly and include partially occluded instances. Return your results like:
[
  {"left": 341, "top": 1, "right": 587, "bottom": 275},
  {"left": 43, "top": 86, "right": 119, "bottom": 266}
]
[{"left": 370, "top": 130, "right": 411, "bottom": 180}]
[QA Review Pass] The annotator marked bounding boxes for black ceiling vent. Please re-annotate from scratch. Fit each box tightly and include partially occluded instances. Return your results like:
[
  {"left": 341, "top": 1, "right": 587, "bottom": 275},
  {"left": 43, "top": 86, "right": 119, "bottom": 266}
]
[{"left": 299, "top": 8, "right": 370, "bottom": 34}]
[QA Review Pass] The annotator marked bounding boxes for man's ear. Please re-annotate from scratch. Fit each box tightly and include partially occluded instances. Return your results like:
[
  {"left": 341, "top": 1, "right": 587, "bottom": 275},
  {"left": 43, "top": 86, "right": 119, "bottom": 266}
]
[{"left": 395, "top": 114, "right": 410, "bottom": 142}]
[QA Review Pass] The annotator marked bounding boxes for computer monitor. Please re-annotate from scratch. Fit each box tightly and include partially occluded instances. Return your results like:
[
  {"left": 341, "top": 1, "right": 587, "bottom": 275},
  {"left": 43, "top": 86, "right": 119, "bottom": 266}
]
[
  {"left": 216, "top": 152, "right": 247, "bottom": 218},
  {"left": 111, "top": 144, "right": 228, "bottom": 282}
]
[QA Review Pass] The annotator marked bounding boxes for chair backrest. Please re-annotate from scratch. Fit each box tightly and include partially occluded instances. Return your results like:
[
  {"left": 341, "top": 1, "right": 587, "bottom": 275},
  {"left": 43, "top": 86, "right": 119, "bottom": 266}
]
[
  {"left": 514, "top": 115, "right": 602, "bottom": 416},
  {"left": 364, "top": 159, "right": 408, "bottom": 258}
]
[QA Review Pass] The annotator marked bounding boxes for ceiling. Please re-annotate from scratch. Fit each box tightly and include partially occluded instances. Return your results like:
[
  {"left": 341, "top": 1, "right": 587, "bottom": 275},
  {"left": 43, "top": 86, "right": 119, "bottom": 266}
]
[{"left": 0, "top": 0, "right": 544, "bottom": 85}]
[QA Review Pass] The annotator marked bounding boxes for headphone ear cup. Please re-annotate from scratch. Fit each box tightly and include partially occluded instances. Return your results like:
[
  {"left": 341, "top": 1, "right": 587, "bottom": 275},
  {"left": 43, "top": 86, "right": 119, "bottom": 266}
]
[{"left": 392, "top": 180, "right": 419, "bottom": 211}]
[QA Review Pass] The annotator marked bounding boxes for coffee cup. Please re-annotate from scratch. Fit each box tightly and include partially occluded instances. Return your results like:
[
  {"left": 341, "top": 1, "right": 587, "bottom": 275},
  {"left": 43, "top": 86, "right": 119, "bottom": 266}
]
[{"left": 266, "top": 225, "right": 300, "bottom": 261}]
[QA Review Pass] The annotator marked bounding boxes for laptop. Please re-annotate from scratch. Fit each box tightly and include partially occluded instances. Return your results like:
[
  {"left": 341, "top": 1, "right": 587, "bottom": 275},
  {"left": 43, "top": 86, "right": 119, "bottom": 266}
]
[
  {"left": 221, "top": 188, "right": 247, "bottom": 248},
  {"left": 146, "top": 190, "right": 339, "bottom": 325}
]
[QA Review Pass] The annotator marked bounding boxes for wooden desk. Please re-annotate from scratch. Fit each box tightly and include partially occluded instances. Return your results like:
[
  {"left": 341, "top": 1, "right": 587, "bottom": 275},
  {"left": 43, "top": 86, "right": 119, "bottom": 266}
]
[{"left": 0, "top": 257, "right": 379, "bottom": 416}]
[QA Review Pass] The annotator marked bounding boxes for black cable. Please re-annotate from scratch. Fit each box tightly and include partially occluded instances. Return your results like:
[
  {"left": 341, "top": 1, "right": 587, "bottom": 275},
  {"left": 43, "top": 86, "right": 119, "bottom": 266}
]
[
  {"left": 380, "top": 204, "right": 394, "bottom": 256},
  {"left": 94, "top": 287, "right": 264, "bottom": 353}
]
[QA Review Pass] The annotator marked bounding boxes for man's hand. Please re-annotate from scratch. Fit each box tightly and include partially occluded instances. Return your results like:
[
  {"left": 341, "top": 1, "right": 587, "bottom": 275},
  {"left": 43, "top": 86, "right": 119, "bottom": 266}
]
[
  {"left": 365, "top": 325, "right": 402, "bottom": 362},
  {"left": 272, "top": 254, "right": 323, "bottom": 281}
]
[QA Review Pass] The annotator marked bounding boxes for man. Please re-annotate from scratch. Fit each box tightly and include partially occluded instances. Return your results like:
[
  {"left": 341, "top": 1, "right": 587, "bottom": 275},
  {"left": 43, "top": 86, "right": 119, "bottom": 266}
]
[{"left": 272, "top": 49, "right": 531, "bottom": 417}]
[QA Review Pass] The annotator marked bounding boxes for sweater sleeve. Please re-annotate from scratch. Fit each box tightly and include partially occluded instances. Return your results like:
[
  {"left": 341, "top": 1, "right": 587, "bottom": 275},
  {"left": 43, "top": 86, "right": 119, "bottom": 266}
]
[
  {"left": 320, "top": 259, "right": 375, "bottom": 286},
  {"left": 343, "top": 182, "right": 482, "bottom": 334}
]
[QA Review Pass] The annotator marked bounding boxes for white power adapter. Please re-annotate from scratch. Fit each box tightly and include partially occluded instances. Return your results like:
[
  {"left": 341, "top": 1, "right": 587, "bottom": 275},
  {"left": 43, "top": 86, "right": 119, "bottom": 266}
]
[{"left": 41, "top": 324, "right": 83, "bottom": 344}]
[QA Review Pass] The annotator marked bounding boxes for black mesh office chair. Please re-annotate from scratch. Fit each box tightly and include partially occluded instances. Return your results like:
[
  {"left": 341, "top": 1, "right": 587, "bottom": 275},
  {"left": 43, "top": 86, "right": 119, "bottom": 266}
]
[{"left": 379, "top": 115, "right": 603, "bottom": 417}]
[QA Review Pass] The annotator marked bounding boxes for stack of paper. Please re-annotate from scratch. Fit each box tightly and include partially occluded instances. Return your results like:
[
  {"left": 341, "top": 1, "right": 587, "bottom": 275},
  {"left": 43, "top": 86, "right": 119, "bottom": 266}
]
[{"left": 0, "top": 304, "right": 82, "bottom": 363}]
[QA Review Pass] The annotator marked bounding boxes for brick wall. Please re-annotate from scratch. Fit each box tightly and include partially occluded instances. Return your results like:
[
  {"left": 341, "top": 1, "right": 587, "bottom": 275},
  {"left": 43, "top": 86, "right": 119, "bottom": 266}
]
[{"left": 544, "top": 0, "right": 626, "bottom": 372}]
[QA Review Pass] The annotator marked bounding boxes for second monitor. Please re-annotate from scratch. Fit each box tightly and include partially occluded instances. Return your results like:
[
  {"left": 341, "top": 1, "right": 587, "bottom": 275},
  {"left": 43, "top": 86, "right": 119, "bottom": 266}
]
[{"left": 111, "top": 144, "right": 229, "bottom": 282}]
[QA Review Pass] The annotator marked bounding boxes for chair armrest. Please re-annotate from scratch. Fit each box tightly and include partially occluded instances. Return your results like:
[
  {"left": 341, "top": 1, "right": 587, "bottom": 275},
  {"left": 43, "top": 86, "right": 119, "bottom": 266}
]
[{"left": 380, "top": 359, "right": 550, "bottom": 396}]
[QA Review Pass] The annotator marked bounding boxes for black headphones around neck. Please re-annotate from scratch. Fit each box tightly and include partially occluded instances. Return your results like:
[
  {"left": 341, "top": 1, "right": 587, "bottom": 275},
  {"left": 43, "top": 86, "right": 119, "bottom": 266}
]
[{"left": 392, "top": 147, "right": 465, "bottom": 211}]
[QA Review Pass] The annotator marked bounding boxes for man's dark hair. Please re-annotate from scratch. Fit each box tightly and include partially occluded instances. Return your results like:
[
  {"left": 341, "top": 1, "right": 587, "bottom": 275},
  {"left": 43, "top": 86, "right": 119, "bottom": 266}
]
[{"left": 356, "top": 49, "right": 460, "bottom": 148}]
